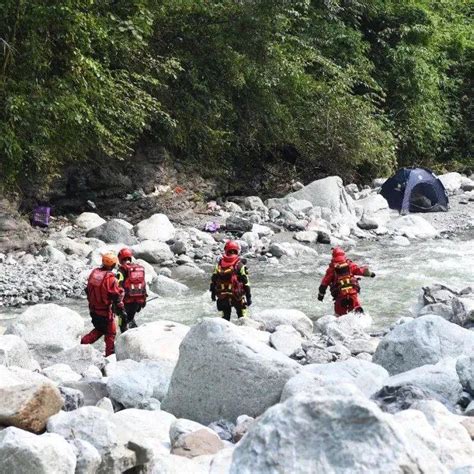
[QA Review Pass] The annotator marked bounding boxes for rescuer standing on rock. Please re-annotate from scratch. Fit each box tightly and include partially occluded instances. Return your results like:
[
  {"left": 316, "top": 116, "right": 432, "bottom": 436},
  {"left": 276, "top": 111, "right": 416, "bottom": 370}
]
[
  {"left": 318, "top": 247, "right": 375, "bottom": 316},
  {"left": 210, "top": 240, "right": 252, "bottom": 321}
]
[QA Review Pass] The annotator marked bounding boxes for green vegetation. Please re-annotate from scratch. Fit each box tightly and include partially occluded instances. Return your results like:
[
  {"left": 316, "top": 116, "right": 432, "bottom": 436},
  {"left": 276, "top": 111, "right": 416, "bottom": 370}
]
[{"left": 1, "top": 0, "right": 472, "bottom": 191}]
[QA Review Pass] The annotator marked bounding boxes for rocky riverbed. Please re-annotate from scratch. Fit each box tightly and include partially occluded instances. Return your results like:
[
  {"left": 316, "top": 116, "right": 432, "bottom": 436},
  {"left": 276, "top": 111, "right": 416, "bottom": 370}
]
[{"left": 0, "top": 172, "right": 474, "bottom": 472}]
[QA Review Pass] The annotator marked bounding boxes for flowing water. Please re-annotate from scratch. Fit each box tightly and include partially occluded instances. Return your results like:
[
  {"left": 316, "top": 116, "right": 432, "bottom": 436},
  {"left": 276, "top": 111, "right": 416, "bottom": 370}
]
[{"left": 2, "top": 230, "right": 473, "bottom": 333}]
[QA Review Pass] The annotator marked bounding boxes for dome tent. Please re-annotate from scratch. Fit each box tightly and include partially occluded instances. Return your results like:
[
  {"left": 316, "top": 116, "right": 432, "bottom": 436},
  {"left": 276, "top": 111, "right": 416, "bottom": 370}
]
[{"left": 380, "top": 168, "right": 449, "bottom": 215}]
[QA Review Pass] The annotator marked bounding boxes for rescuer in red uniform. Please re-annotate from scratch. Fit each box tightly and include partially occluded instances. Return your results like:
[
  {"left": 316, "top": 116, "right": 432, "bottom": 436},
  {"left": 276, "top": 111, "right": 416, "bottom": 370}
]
[
  {"left": 318, "top": 247, "right": 375, "bottom": 316},
  {"left": 81, "top": 253, "right": 126, "bottom": 356},
  {"left": 116, "top": 247, "right": 147, "bottom": 332},
  {"left": 210, "top": 240, "right": 252, "bottom": 321}
]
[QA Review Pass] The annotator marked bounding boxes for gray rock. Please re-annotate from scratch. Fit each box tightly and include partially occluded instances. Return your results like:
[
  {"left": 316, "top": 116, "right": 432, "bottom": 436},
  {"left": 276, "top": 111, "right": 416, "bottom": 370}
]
[
  {"left": 169, "top": 419, "right": 214, "bottom": 446},
  {"left": 170, "top": 240, "right": 187, "bottom": 255},
  {"left": 39, "top": 245, "right": 67, "bottom": 263},
  {"left": 86, "top": 219, "right": 137, "bottom": 245},
  {"left": 251, "top": 308, "right": 313, "bottom": 337},
  {"left": 96, "top": 397, "right": 115, "bottom": 413},
  {"left": 62, "top": 378, "right": 108, "bottom": 406},
  {"left": 373, "top": 315, "right": 474, "bottom": 375},
  {"left": 225, "top": 215, "right": 253, "bottom": 233},
  {"left": 106, "top": 359, "right": 174, "bottom": 407},
  {"left": 357, "top": 215, "right": 379, "bottom": 230},
  {"left": 304, "top": 346, "right": 334, "bottom": 364},
  {"left": 230, "top": 392, "right": 443, "bottom": 473},
  {"left": 382, "top": 358, "right": 463, "bottom": 409},
  {"left": 162, "top": 318, "right": 300, "bottom": 424},
  {"left": 172, "top": 264, "right": 205, "bottom": 280},
  {"left": 75, "top": 212, "right": 106, "bottom": 232},
  {"left": 293, "top": 230, "right": 318, "bottom": 243},
  {"left": 0, "top": 334, "right": 39, "bottom": 370},
  {"left": 5, "top": 304, "right": 84, "bottom": 366},
  {"left": 42, "top": 363, "right": 81, "bottom": 384},
  {"left": 0, "top": 427, "right": 76, "bottom": 474},
  {"left": 69, "top": 439, "right": 101, "bottom": 474},
  {"left": 270, "top": 325, "right": 303, "bottom": 357},
  {"left": 47, "top": 406, "right": 136, "bottom": 473},
  {"left": 242, "top": 196, "right": 267, "bottom": 212},
  {"left": 299, "top": 358, "right": 389, "bottom": 397},
  {"left": 59, "top": 386, "right": 84, "bottom": 412},
  {"left": 208, "top": 419, "right": 235, "bottom": 442},
  {"left": 48, "top": 345, "right": 106, "bottom": 374},
  {"left": 281, "top": 372, "right": 365, "bottom": 402},
  {"left": 406, "top": 400, "right": 474, "bottom": 470},
  {"left": 232, "top": 415, "right": 255, "bottom": 443},
  {"left": 135, "top": 213, "right": 176, "bottom": 242},
  {"left": 115, "top": 320, "right": 189, "bottom": 365},
  {"left": 456, "top": 355, "right": 474, "bottom": 395},
  {"left": 464, "top": 400, "right": 474, "bottom": 416},
  {"left": 0, "top": 366, "right": 63, "bottom": 433},
  {"left": 422, "top": 283, "right": 459, "bottom": 306},
  {"left": 132, "top": 240, "right": 174, "bottom": 264},
  {"left": 171, "top": 429, "right": 224, "bottom": 459},
  {"left": 150, "top": 275, "right": 189, "bottom": 297},
  {"left": 372, "top": 384, "right": 449, "bottom": 414}
]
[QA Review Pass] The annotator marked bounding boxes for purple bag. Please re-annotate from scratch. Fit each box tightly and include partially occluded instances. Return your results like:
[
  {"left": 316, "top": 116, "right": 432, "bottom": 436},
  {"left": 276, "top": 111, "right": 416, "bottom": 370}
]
[
  {"left": 204, "top": 221, "right": 220, "bottom": 233},
  {"left": 32, "top": 206, "right": 51, "bottom": 227}
]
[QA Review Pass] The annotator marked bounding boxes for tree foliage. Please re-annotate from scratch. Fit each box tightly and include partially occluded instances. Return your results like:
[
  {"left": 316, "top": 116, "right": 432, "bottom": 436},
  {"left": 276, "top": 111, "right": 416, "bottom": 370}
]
[{"left": 1, "top": 0, "right": 472, "bottom": 192}]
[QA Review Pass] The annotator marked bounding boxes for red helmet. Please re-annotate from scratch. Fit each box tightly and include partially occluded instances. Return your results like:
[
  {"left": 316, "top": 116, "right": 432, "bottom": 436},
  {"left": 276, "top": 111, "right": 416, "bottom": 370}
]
[
  {"left": 224, "top": 240, "right": 240, "bottom": 255},
  {"left": 118, "top": 247, "right": 133, "bottom": 263},
  {"left": 332, "top": 247, "right": 346, "bottom": 259}
]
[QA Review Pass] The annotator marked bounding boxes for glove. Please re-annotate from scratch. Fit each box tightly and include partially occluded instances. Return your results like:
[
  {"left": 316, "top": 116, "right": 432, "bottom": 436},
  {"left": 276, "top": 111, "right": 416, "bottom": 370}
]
[
  {"left": 317, "top": 285, "right": 326, "bottom": 302},
  {"left": 246, "top": 296, "right": 252, "bottom": 307},
  {"left": 370, "top": 272, "right": 376, "bottom": 278},
  {"left": 211, "top": 291, "right": 216, "bottom": 302},
  {"left": 116, "top": 307, "right": 127, "bottom": 322}
]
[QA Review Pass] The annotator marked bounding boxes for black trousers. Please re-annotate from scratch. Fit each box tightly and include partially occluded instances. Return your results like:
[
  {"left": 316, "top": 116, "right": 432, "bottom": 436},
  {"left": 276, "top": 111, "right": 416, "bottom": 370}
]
[
  {"left": 121, "top": 302, "right": 142, "bottom": 332},
  {"left": 217, "top": 298, "right": 246, "bottom": 321}
]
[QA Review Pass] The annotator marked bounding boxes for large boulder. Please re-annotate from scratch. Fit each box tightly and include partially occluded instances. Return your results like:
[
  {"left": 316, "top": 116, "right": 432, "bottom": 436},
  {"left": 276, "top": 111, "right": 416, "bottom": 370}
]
[
  {"left": 162, "top": 318, "right": 300, "bottom": 424},
  {"left": 47, "top": 406, "right": 139, "bottom": 473},
  {"left": 438, "top": 172, "right": 463, "bottom": 194},
  {"left": 42, "top": 363, "right": 82, "bottom": 385},
  {"left": 70, "top": 439, "right": 101, "bottom": 474},
  {"left": 86, "top": 219, "right": 137, "bottom": 245},
  {"left": 106, "top": 359, "right": 174, "bottom": 407},
  {"left": 61, "top": 379, "right": 108, "bottom": 406},
  {"left": 0, "top": 366, "right": 63, "bottom": 433},
  {"left": 372, "top": 384, "right": 440, "bottom": 414},
  {"left": 399, "top": 400, "right": 474, "bottom": 470},
  {"left": 150, "top": 275, "right": 190, "bottom": 297},
  {"left": 230, "top": 393, "right": 444, "bottom": 473},
  {"left": 382, "top": 358, "right": 463, "bottom": 409},
  {"left": 373, "top": 315, "right": 474, "bottom": 375},
  {"left": 75, "top": 212, "right": 106, "bottom": 232},
  {"left": 270, "top": 325, "right": 303, "bottom": 357},
  {"left": 251, "top": 309, "right": 313, "bottom": 338},
  {"left": 115, "top": 320, "right": 189, "bottom": 365},
  {"left": 112, "top": 408, "right": 176, "bottom": 451},
  {"left": 268, "top": 242, "right": 318, "bottom": 259},
  {"left": 386, "top": 215, "right": 439, "bottom": 239},
  {"left": 0, "top": 334, "right": 39, "bottom": 370},
  {"left": 284, "top": 176, "right": 355, "bottom": 220},
  {"left": 298, "top": 358, "right": 389, "bottom": 397},
  {"left": 132, "top": 240, "right": 174, "bottom": 264},
  {"left": 135, "top": 214, "right": 176, "bottom": 242},
  {"left": 5, "top": 304, "right": 84, "bottom": 365},
  {"left": 0, "top": 427, "right": 76, "bottom": 474}
]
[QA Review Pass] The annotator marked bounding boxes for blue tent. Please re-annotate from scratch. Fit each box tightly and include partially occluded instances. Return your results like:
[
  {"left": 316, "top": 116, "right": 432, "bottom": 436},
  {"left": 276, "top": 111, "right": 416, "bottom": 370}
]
[{"left": 380, "top": 168, "right": 449, "bottom": 215}]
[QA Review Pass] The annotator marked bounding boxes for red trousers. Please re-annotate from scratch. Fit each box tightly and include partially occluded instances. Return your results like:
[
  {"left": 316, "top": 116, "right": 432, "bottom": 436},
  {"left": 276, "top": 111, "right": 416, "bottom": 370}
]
[
  {"left": 334, "top": 292, "right": 362, "bottom": 316},
  {"left": 81, "top": 314, "right": 116, "bottom": 356}
]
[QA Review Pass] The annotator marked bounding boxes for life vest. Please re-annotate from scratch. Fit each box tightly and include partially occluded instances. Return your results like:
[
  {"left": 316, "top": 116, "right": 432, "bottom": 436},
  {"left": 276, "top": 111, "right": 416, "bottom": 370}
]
[
  {"left": 214, "top": 257, "right": 245, "bottom": 301},
  {"left": 330, "top": 260, "right": 360, "bottom": 298},
  {"left": 121, "top": 264, "right": 147, "bottom": 304},
  {"left": 87, "top": 268, "right": 113, "bottom": 314}
]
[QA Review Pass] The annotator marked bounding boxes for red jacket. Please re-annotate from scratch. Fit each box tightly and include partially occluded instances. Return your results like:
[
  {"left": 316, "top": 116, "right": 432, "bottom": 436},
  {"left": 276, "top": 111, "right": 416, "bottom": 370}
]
[
  {"left": 86, "top": 267, "right": 124, "bottom": 317},
  {"left": 320, "top": 260, "right": 369, "bottom": 289}
]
